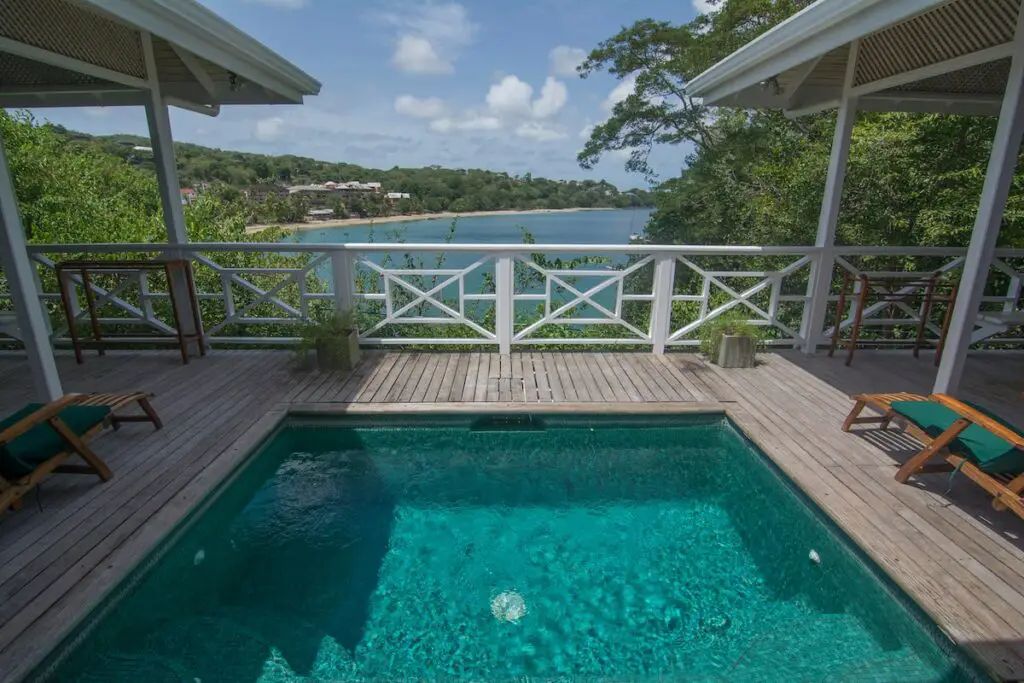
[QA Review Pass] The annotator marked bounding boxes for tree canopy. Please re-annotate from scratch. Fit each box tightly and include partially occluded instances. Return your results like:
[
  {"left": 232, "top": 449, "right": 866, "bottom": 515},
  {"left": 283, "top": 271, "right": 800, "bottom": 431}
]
[{"left": 578, "top": 0, "right": 1024, "bottom": 249}]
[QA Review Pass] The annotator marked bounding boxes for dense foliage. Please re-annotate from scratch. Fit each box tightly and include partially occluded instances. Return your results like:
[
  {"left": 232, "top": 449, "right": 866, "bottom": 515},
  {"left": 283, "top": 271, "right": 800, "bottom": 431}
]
[
  {"left": 1, "top": 110, "right": 309, "bottom": 339},
  {"left": 58, "top": 129, "right": 654, "bottom": 214},
  {"left": 578, "top": 0, "right": 1024, "bottom": 250}
]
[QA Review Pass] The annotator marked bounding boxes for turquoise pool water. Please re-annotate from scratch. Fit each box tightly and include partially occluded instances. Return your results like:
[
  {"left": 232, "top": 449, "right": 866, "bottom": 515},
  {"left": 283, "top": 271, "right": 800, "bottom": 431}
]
[{"left": 38, "top": 414, "right": 985, "bottom": 682}]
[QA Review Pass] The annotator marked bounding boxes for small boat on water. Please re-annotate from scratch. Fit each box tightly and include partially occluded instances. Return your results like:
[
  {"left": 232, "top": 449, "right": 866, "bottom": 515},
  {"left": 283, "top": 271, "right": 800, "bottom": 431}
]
[{"left": 629, "top": 233, "right": 643, "bottom": 242}]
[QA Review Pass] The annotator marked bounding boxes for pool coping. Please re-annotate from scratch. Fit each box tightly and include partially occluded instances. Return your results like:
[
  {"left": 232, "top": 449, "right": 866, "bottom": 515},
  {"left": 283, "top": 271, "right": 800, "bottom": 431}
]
[{"left": 20, "top": 401, "right": 996, "bottom": 682}]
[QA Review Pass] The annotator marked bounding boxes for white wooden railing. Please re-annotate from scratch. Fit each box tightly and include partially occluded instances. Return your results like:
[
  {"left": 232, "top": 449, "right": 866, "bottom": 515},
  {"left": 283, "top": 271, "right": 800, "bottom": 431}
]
[{"left": 3, "top": 242, "right": 1023, "bottom": 353}]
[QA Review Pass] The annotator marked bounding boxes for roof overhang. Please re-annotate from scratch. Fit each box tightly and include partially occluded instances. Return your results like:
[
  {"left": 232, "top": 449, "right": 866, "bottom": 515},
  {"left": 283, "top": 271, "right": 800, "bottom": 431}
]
[
  {"left": 688, "top": 0, "right": 1019, "bottom": 117},
  {"left": 0, "top": 0, "right": 321, "bottom": 115}
]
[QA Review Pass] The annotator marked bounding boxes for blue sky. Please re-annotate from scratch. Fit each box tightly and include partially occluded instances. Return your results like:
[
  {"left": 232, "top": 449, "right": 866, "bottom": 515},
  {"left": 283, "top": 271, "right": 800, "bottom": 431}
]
[{"left": 31, "top": 0, "right": 708, "bottom": 189}]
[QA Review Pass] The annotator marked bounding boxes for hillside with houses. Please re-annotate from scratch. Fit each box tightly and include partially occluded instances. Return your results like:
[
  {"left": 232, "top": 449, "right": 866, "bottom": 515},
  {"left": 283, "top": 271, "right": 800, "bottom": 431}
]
[{"left": 53, "top": 127, "right": 653, "bottom": 226}]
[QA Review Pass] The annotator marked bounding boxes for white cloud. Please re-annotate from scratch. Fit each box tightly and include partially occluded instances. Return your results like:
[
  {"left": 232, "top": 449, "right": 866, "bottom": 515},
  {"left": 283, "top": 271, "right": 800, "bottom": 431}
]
[
  {"left": 549, "top": 46, "right": 586, "bottom": 77},
  {"left": 254, "top": 116, "right": 286, "bottom": 142},
  {"left": 393, "top": 36, "right": 451, "bottom": 75},
  {"left": 484, "top": 75, "right": 567, "bottom": 120},
  {"left": 532, "top": 77, "right": 567, "bottom": 119},
  {"left": 429, "top": 118, "right": 453, "bottom": 133},
  {"left": 384, "top": 3, "right": 477, "bottom": 75},
  {"left": 458, "top": 115, "right": 502, "bottom": 131},
  {"left": 516, "top": 122, "right": 567, "bottom": 141},
  {"left": 394, "top": 94, "right": 446, "bottom": 118},
  {"left": 429, "top": 113, "right": 502, "bottom": 133},
  {"left": 579, "top": 121, "right": 595, "bottom": 140},
  {"left": 486, "top": 75, "right": 534, "bottom": 118},
  {"left": 692, "top": 0, "right": 716, "bottom": 13},
  {"left": 425, "top": 75, "right": 568, "bottom": 142},
  {"left": 246, "top": 0, "right": 307, "bottom": 8},
  {"left": 603, "top": 75, "right": 636, "bottom": 111}
]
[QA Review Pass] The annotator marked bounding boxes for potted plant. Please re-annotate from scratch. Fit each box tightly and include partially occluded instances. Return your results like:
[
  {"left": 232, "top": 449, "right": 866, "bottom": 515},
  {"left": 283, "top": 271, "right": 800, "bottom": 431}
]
[
  {"left": 699, "top": 309, "right": 762, "bottom": 368},
  {"left": 294, "top": 308, "right": 361, "bottom": 371}
]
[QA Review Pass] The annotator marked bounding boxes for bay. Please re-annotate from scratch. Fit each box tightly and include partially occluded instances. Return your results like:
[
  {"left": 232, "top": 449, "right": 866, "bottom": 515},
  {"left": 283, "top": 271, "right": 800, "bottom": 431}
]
[
  {"left": 286, "top": 207, "right": 653, "bottom": 247},
  {"left": 284, "top": 208, "right": 654, "bottom": 320}
]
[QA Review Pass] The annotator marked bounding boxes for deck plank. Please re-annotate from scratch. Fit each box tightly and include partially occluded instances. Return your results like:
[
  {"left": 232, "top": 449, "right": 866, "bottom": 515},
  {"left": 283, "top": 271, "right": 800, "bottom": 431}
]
[
  {"left": 396, "top": 353, "right": 426, "bottom": 403},
  {"left": 472, "top": 352, "right": 488, "bottom": 402},
  {"left": 562, "top": 353, "right": 598, "bottom": 401},
  {"left": 532, "top": 353, "right": 552, "bottom": 402},
  {"left": 542, "top": 351, "right": 569, "bottom": 402},
  {"left": 369, "top": 352, "right": 410, "bottom": 403},
  {"left": 448, "top": 353, "right": 471, "bottom": 403},
  {"left": 4, "top": 349, "right": 1024, "bottom": 681}
]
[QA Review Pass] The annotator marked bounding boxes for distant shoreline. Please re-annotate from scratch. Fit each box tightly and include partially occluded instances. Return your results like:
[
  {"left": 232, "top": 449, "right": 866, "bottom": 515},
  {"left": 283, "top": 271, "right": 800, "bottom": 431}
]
[{"left": 245, "top": 207, "right": 621, "bottom": 234}]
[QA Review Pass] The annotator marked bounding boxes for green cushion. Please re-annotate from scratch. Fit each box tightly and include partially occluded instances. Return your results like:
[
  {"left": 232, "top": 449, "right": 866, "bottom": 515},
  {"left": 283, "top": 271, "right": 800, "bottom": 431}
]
[
  {"left": 0, "top": 403, "right": 111, "bottom": 480},
  {"left": 890, "top": 400, "right": 1024, "bottom": 474}
]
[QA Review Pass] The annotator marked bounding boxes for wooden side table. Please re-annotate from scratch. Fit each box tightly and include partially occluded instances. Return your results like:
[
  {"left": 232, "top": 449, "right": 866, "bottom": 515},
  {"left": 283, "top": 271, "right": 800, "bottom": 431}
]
[
  {"left": 55, "top": 258, "right": 205, "bottom": 364},
  {"left": 913, "top": 278, "right": 958, "bottom": 366},
  {"left": 828, "top": 272, "right": 954, "bottom": 366}
]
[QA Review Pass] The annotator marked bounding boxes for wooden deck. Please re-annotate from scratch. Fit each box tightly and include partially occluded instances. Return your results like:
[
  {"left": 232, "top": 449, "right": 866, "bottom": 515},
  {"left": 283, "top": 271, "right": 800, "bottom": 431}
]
[{"left": 3, "top": 349, "right": 1024, "bottom": 680}]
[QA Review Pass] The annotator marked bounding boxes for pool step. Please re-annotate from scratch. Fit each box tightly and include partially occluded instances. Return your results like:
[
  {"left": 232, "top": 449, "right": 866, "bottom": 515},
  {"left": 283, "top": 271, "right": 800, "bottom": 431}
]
[
  {"left": 70, "top": 651, "right": 194, "bottom": 683},
  {"left": 727, "top": 613, "right": 942, "bottom": 682},
  {"left": 66, "top": 607, "right": 333, "bottom": 682}
]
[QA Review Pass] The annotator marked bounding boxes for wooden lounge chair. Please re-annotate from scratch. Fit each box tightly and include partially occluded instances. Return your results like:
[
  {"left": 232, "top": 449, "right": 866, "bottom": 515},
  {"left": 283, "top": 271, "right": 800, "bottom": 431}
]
[
  {"left": 842, "top": 392, "right": 1024, "bottom": 518},
  {"left": 0, "top": 392, "right": 161, "bottom": 511}
]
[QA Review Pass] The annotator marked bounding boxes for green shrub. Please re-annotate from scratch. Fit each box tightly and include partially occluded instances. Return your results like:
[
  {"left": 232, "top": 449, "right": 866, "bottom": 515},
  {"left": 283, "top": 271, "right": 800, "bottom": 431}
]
[{"left": 698, "top": 309, "right": 763, "bottom": 360}]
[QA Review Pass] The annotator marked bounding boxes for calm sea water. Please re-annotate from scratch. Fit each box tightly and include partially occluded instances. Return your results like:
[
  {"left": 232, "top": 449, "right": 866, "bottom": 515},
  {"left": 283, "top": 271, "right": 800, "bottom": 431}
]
[
  {"left": 287, "top": 208, "right": 654, "bottom": 246},
  {"left": 286, "top": 209, "right": 655, "bottom": 311},
  {"left": 44, "top": 416, "right": 982, "bottom": 682}
]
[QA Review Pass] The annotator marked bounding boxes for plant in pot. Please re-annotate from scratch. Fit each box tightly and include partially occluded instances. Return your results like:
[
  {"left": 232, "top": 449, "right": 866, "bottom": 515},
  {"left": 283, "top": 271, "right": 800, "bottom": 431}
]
[
  {"left": 294, "top": 308, "right": 361, "bottom": 371},
  {"left": 699, "top": 309, "right": 763, "bottom": 368}
]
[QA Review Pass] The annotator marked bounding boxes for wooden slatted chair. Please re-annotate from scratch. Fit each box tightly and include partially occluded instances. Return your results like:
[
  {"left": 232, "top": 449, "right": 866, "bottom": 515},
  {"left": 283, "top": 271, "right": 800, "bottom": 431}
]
[
  {"left": 0, "top": 392, "right": 161, "bottom": 511},
  {"left": 842, "top": 392, "right": 1024, "bottom": 518}
]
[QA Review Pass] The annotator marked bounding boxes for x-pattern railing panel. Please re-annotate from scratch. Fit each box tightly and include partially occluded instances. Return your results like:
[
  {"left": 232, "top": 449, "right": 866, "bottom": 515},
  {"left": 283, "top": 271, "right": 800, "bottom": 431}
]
[
  {"left": 667, "top": 255, "right": 811, "bottom": 346},
  {"left": 354, "top": 255, "right": 497, "bottom": 341},
  {"left": 199, "top": 252, "right": 329, "bottom": 335},
  {"left": 31, "top": 253, "right": 176, "bottom": 338},
  {"left": 513, "top": 255, "right": 654, "bottom": 342}
]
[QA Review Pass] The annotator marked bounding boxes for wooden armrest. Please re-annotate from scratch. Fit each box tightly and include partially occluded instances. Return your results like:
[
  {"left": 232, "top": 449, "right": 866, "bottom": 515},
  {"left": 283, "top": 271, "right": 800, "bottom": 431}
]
[
  {"left": 930, "top": 394, "right": 1024, "bottom": 448},
  {"left": 0, "top": 394, "right": 87, "bottom": 445}
]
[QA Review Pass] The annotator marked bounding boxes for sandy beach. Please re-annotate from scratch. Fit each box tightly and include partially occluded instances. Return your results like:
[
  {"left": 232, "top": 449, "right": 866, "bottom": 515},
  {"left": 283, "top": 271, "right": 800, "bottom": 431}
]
[{"left": 244, "top": 207, "right": 613, "bottom": 234}]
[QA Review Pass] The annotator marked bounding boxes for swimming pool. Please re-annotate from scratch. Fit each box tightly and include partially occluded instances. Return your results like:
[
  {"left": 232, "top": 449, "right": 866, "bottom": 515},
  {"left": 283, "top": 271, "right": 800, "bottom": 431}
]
[{"left": 34, "top": 413, "right": 986, "bottom": 682}]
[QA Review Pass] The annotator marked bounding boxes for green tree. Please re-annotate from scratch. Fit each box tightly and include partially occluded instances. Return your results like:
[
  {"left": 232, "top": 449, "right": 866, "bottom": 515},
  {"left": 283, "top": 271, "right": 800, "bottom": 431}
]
[{"left": 577, "top": 1, "right": 811, "bottom": 178}]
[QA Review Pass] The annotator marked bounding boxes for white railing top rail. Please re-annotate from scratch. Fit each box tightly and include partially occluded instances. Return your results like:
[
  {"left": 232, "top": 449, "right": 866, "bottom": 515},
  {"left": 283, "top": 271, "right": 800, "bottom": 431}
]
[{"left": 22, "top": 242, "right": 1024, "bottom": 258}]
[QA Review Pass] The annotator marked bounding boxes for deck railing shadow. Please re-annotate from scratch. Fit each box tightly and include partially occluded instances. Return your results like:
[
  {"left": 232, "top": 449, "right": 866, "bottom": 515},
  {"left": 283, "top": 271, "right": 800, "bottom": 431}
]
[{"left": 290, "top": 349, "right": 388, "bottom": 403}]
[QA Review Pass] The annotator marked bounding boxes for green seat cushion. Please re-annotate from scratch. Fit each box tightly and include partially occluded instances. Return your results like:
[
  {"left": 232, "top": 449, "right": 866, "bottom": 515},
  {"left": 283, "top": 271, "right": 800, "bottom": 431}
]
[
  {"left": 0, "top": 403, "right": 111, "bottom": 480},
  {"left": 890, "top": 400, "right": 1024, "bottom": 474}
]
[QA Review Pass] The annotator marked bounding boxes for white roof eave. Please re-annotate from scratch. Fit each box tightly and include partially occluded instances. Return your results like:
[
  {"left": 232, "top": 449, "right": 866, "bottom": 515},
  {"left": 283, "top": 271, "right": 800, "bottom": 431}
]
[
  {"left": 687, "top": 0, "right": 946, "bottom": 104},
  {"left": 80, "top": 0, "right": 322, "bottom": 104}
]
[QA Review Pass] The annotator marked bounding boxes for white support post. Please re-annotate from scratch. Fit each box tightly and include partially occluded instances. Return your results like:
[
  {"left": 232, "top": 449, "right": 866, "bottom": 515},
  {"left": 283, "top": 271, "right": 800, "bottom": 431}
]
[
  {"left": 650, "top": 254, "right": 676, "bottom": 354},
  {"left": 1004, "top": 272, "right": 1023, "bottom": 313},
  {"left": 495, "top": 254, "right": 514, "bottom": 354},
  {"left": 935, "top": 11, "right": 1024, "bottom": 394},
  {"left": 144, "top": 100, "right": 188, "bottom": 246},
  {"left": 143, "top": 31, "right": 201, "bottom": 350},
  {"left": 801, "top": 40, "right": 860, "bottom": 354},
  {"left": 136, "top": 271, "right": 155, "bottom": 325},
  {"left": 220, "top": 273, "right": 235, "bottom": 322},
  {"left": 0, "top": 130, "right": 62, "bottom": 400},
  {"left": 330, "top": 251, "right": 355, "bottom": 314}
]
